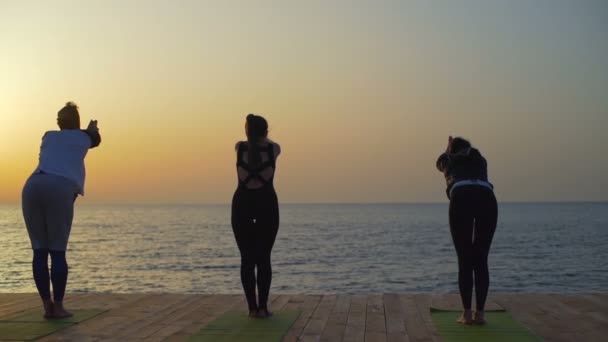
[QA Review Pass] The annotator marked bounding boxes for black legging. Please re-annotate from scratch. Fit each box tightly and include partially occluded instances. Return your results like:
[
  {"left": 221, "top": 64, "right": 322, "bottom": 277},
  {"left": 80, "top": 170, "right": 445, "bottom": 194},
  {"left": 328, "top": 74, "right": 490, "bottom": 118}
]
[
  {"left": 33, "top": 249, "right": 68, "bottom": 302},
  {"left": 449, "top": 185, "right": 498, "bottom": 311},
  {"left": 231, "top": 186, "right": 279, "bottom": 312}
]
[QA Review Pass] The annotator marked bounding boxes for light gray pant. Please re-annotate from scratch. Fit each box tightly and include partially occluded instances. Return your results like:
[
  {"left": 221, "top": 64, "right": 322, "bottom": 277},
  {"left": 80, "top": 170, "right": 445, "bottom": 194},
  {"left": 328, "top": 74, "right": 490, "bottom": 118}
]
[{"left": 22, "top": 173, "right": 79, "bottom": 251}]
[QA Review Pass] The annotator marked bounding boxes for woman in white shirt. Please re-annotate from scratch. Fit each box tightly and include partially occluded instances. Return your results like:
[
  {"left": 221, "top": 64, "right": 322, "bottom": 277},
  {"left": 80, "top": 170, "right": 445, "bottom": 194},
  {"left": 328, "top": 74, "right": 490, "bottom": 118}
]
[{"left": 22, "top": 102, "right": 101, "bottom": 319}]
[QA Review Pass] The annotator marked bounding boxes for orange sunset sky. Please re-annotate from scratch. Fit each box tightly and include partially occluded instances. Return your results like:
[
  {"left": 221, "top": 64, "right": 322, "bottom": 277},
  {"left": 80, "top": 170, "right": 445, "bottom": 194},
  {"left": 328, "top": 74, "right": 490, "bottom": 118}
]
[{"left": 1, "top": 1, "right": 607, "bottom": 204}]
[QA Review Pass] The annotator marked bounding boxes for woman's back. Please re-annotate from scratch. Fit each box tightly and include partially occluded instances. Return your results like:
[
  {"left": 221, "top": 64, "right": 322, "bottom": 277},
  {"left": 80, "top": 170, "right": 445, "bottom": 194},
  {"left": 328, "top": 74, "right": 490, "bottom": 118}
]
[
  {"left": 436, "top": 147, "right": 490, "bottom": 198},
  {"left": 442, "top": 148, "right": 487, "bottom": 181},
  {"left": 37, "top": 129, "right": 100, "bottom": 195},
  {"left": 236, "top": 140, "right": 281, "bottom": 189}
]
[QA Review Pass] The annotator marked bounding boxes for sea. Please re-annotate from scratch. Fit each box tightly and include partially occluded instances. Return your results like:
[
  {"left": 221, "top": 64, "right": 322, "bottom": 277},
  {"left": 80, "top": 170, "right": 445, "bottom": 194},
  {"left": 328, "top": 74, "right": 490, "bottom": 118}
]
[{"left": 1, "top": 203, "right": 606, "bottom": 294}]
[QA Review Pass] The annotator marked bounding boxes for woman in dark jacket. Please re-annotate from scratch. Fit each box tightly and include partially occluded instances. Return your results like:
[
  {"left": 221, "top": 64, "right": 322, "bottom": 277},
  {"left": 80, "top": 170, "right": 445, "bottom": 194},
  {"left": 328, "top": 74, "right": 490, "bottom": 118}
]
[{"left": 436, "top": 136, "right": 498, "bottom": 325}]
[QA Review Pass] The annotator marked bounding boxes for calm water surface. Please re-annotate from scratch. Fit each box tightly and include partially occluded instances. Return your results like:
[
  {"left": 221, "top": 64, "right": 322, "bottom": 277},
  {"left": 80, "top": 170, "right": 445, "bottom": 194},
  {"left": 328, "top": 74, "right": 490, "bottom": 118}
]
[{"left": 1, "top": 203, "right": 606, "bottom": 294}]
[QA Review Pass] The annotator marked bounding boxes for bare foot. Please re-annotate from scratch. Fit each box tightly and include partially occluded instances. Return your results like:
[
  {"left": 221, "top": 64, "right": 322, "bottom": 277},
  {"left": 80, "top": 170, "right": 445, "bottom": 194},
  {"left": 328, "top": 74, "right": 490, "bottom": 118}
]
[
  {"left": 51, "top": 302, "right": 73, "bottom": 319},
  {"left": 473, "top": 311, "right": 486, "bottom": 325},
  {"left": 248, "top": 310, "right": 259, "bottom": 318},
  {"left": 456, "top": 310, "right": 473, "bottom": 325},
  {"left": 257, "top": 308, "right": 273, "bottom": 318},
  {"left": 42, "top": 299, "right": 54, "bottom": 319}
]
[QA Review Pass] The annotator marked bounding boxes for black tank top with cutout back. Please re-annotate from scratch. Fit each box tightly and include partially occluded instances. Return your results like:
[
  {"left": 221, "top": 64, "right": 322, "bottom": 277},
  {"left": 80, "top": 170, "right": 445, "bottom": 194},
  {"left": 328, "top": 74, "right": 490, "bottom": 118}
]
[{"left": 236, "top": 142, "right": 276, "bottom": 189}]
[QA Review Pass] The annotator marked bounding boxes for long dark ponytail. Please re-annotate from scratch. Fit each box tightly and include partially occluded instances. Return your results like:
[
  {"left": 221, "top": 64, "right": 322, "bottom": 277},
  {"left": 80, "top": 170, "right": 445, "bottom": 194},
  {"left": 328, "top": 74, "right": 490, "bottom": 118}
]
[{"left": 246, "top": 114, "right": 269, "bottom": 167}]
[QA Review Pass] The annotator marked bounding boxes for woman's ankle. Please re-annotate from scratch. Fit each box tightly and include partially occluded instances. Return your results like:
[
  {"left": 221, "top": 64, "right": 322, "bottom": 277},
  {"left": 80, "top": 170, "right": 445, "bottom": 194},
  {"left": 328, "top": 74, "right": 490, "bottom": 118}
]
[
  {"left": 457, "top": 309, "right": 473, "bottom": 324},
  {"left": 258, "top": 307, "right": 273, "bottom": 317},
  {"left": 42, "top": 299, "right": 54, "bottom": 318},
  {"left": 473, "top": 311, "right": 486, "bottom": 324}
]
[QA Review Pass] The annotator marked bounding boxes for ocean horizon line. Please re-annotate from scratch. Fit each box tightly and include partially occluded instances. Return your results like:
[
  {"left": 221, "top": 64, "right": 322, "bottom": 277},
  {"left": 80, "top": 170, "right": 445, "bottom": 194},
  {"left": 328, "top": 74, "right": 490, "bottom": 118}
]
[{"left": 2, "top": 200, "right": 608, "bottom": 207}]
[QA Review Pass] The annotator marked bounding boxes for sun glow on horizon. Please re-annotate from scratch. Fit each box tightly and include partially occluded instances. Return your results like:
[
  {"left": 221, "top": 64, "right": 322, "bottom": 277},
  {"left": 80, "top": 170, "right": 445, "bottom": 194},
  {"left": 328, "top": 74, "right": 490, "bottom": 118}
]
[{"left": 1, "top": 1, "right": 607, "bottom": 204}]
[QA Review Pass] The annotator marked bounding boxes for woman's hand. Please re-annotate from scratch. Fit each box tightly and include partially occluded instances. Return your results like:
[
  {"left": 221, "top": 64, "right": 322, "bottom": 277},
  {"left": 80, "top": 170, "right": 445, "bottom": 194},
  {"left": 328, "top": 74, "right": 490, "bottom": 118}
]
[
  {"left": 87, "top": 120, "right": 99, "bottom": 132},
  {"left": 85, "top": 120, "right": 102, "bottom": 148}
]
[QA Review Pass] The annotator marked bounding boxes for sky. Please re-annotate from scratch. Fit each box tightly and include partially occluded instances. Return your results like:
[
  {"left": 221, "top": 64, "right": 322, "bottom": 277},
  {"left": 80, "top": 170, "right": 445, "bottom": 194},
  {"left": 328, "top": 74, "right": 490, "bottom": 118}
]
[{"left": 1, "top": 0, "right": 607, "bottom": 204}]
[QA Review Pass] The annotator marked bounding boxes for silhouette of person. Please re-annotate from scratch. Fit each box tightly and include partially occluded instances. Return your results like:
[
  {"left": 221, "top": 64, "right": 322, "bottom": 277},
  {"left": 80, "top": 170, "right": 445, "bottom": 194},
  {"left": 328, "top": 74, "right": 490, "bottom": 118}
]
[
  {"left": 436, "top": 136, "right": 497, "bottom": 325},
  {"left": 22, "top": 102, "right": 101, "bottom": 319},
  {"left": 231, "top": 114, "right": 281, "bottom": 318}
]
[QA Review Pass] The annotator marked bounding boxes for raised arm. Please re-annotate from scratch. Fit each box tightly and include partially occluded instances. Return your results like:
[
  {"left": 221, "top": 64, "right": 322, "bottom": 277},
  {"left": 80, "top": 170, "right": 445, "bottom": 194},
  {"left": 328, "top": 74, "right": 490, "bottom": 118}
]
[
  {"left": 436, "top": 136, "right": 454, "bottom": 172},
  {"left": 84, "top": 120, "right": 101, "bottom": 148}
]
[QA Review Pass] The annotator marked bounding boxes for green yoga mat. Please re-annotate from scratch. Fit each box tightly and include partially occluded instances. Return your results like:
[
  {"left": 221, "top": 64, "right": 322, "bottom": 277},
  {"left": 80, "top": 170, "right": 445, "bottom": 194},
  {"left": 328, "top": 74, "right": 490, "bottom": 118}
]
[
  {"left": 188, "top": 310, "right": 301, "bottom": 342},
  {"left": 0, "top": 309, "right": 106, "bottom": 341},
  {"left": 0, "top": 321, "right": 72, "bottom": 341},
  {"left": 1, "top": 309, "right": 107, "bottom": 323},
  {"left": 430, "top": 308, "right": 541, "bottom": 342}
]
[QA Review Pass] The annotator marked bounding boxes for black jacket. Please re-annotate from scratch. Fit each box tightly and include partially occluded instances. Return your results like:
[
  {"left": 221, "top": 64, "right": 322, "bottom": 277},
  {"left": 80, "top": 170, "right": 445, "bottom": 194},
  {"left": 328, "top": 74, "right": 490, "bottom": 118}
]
[{"left": 436, "top": 147, "right": 492, "bottom": 199}]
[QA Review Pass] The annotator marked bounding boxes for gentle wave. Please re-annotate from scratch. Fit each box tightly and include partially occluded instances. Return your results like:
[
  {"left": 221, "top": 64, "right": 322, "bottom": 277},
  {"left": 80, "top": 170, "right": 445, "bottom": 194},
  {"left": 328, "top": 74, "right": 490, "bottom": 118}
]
[{"left": 1, "top": 203, "right": 607, "bottom": 294}]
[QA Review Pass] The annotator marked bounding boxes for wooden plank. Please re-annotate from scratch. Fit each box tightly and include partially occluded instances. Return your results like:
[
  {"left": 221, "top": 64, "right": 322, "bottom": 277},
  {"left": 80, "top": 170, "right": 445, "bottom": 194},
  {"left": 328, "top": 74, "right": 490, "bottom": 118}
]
[
  {"left": 384, "top": 294, "right": 408, "bottom": 342},
  {"left": 483, "top": 295, "right": 505, "bottom": 312},
  {"left": 343, "top": 295, "right": 367, "bottom": 342},
  {"left": 587, "top": 293, "right": 608, "bottom": 308},
  {"left": 35, "top": 294, "right": 151, "bottom": 341},
  {"left": 0, "top": 293, "right": 40, "bottom": 317},
  {"left": 536, "top": 294, "right": 608, "bottom": 335},
  {"left": 161, "top": 294, "right": 243, "bottom": 342},
  {"left": 400, "top": 294, "right": 433, "bottom": 342},
  {"left": 270, "top": 294, "right": 292, "bottom": 312},
  {"left": 415, "top": 294, "right": 440, "bottom": 342},
  {"left": 365, "top": 294, "right": 387, "bottom": 342},
  {"left": 104, "top": 294, "right": 187, "bottom": 338},
  {"left": 493, "top": 294, "right": 557, "bottom": 340},
  {"left": 130, "top": 295, "right": 211, "bottom": 339},
  {"left": 0, "top": 293, "right": 604, "bottom": 341},
  {"left": 283, "top": 294, "right": 322, "bottom": 341},
  {"left": 301, "top": 295, "right": 337, "bottom": 339},
  {"left": 429, "top": 293, "right": 461, "bottom": 311},
  {"left": 276, "top": 294, "right": 306, "bottom": 342},
  {"left": 320, "top": 295, "right": 350, "bottom": 342},
  {"left": 559, "top": 293, "right": 608, "bottom": 313},
  {"left": 41, "top": 294, "right": 178, "bottom": 340},
  {"left": 137, "top": 295, "right": 213, "bottom": 342}
]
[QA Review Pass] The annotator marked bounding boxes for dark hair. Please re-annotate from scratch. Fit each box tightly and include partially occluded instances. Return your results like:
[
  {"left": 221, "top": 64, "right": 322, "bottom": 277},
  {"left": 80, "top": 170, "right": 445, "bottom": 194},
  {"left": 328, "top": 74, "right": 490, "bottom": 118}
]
[
  {"left": 246, "top": 114, "right": 269, "bottom": 167},
  {"left": 57, "top": 101, "right": 80, "bottom": 129},
  {"left": 449, "top": 137, "right": 471, "bottom": 154}
]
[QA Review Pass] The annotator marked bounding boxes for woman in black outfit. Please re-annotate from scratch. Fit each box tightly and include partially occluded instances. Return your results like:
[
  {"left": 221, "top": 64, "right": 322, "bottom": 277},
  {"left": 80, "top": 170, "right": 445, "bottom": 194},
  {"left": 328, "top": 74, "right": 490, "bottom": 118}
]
[
  {"left": 436, "top": 136, "right": 498, "bottom": 325},
  {"left": 232, "top": 114, "right": 281, "bottom": 318}
]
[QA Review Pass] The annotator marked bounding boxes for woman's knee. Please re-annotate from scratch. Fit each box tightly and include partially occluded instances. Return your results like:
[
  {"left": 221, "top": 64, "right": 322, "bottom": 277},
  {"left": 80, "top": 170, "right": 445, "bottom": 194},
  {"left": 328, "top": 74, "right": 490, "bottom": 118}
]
[
  {"left": 472, "top": 257, "right": 488, "bottom": 271},
  {"left": 257, "top": 258, "right": 271, "bottom": 267},
  {"left": 49, "top": 251, "right": 68, "bottom": 268},
  {"left": 33, "top": 249, "right": 49, "bottom": 265}
]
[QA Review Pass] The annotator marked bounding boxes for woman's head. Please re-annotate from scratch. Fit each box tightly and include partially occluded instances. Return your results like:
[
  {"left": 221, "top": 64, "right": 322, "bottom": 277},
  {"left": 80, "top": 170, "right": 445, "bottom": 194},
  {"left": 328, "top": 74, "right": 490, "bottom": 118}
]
[
  {"left": 449, "top": 137, "right": 471, "bottom": 154},
  {"left": 245, "top": 114, "right": 268, "bottom": 141},
  {"left": 245, "top": 114, "right": 269, "bottom": 167},
  {"left": 57, "top": 102, "right": 80, "bottom": 130}
]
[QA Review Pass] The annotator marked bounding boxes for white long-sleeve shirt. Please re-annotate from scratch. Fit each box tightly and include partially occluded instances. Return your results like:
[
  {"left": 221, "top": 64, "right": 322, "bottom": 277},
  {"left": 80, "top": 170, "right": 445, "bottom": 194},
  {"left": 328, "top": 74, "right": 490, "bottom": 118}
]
[{"left": 34, "top": 129, "right": 101, "bottom": 195}]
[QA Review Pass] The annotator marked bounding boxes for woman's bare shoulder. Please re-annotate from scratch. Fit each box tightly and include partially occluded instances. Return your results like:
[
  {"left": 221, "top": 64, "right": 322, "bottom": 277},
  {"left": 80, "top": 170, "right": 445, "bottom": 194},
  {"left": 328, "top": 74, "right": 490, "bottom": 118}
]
[
  {"left": 235, "top": 141, "right": 246, "bottom": 151},
  {"left": 270, "top": 140, "right": 281, "bottom": 156}
]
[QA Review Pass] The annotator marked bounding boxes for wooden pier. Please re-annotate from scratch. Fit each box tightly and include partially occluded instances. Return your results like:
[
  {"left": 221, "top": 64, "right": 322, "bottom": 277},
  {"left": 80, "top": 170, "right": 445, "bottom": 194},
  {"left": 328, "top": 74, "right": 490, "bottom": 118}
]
[{"left": 0, "top": 293, "right": 606, "bottom": 341}]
